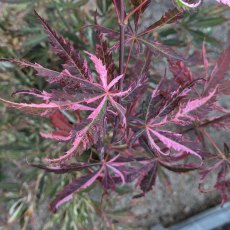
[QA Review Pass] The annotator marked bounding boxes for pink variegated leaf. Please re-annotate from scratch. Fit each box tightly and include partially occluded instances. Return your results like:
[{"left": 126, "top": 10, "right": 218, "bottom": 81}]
[
  {"left": 0, "top": 59, "right": 102, "bottom": 92},
  {"left": 172, "top": 115, "right": 194, "bottom": 126},
  {"left": 157, "top": 80, "right": 200, "bottom": 117},
  {"left": 48, "top": 91, "right": 97, "bottom": 104},
  {"left": 150, "top": 130, "right": 201, "bottom": 159},
  {"left": 46, "top": 97, "right": 107, "bottom": 163},
  {"left": 138, "top": 136, "right": 156, "bottom": 156},
  {"left": 0, "top": 98, "right": 93, "bottom": 116},
  {"left": 85, "top": 51, "right": 108, "bottom": 89},
  {"left": 158, "top": 93, "right": 185, "bottom": 117},
  {"left": 84, "top": 94, "right": 105, "bottom": 104},
  {"left": 216, "top": 0, "right": 230, "bottom": 7},
  {"left": 3, "top": 0, "right": 230, "bottom": 211},
  {"left": 95, "top": 31, "right": 115, "bottom": 82},
  {"left": 12, "top": 89, "right": 52, "bottom": 101},
  {"left": 124, "top": 73, "right": 148, "bottom": 104},
  {"left": 107, "top": 165, "right": 126, "bottom": 185},
  {"left": 34, "top": 11, "right": 91, "bottom": 79},
  {"left": 146, "top": 128, "right": 169, "bottom": 156},
  {"left": 50, "top": 169, "right": 103, "bottom": 212},
  {"left": 138, "top": 160, "right": 158, "bottom": 194},
  {"left": 0, "top": 98, "right": 61, "bottom": 116},
  {"left": 181, "top": 88, "right": 216, "bottom": 115},
  {"left": 146, "top": 93, "right": 166, "bottom": 121},
  {"left": 101, "top": 156, "right": 138, "bottom": 189},
  {"left": 12, "top": 88, "right": 103, "bottom": 110},
  {"left": 168, "top": 59, "right": 192, "bottom": 86},
  {"left": 101, "top": 167, "right": 117, "bottom": 190},
  {"left": 132, "top": 160, "right": 159, "bottom": 198},
  {"left": 68, "top": 103, "right": 94, "bottom": 111},
  {"left": 110, "top": 87, "right": 131, "bottom": 97},
  {"left": 204, "top": 41, "right": 230, "bottom": 95},
  {"left": 88, "top": 97, "right": 107, "bottom": 119},
  {"left": 130, "top": 129, "right": 146, "bottom": 149},
  {"left": 107, "top": 74, "right": 123, "bottom": 90},
  {"left": 40, "top": 130, "right": 73, "bottom": 141},
  {"left": 109, "top": 96, "right": 127, "bottom": 126},
  {"left": 30, "top": 162, "right": 101, "bottom": 174},
  {"left": 160, "top": 160, "right": 202, "bottom": 173},
  {"left": 126, "top": 161, "right": 156, "bottom": 184},
  {"left": 57, "top": 69, "right": 103, "bottom": 92},
  {"left": 166, "top": 151, "right": 189, "bottom": 161},
  {"left": 0, "top": 58, "right": 60, "bottom": 81}
]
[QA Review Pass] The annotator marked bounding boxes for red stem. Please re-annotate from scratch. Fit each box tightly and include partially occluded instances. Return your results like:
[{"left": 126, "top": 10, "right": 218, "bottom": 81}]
[
  {"left": 124, "top": 0, "right": 148, "bottom": 24},
  {"left": 111, "top": 0, "right": 126, "bottom": 144},
  {"left": 112, "top": 0, "right": 120, "bottom": 23},
  {"left": 119, "top": 0, "right": 125, "bottom": 91},
  {"left": 124, "top": 39, "right": 134, "bottom": 76}
]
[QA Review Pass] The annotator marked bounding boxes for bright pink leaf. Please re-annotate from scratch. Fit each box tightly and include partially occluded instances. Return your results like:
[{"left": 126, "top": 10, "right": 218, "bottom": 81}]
[
  {"left": 150, "top": 129, "right": 201, "bottom": 159},
  {"left": 181, "top": 88, "right": 216, "bottom": 115},
  {"left": 107, "top": 74, "right": 123, "bottom": 90},
  {"left": 85, "top": 51, "right": 108, "bottom": 89}
]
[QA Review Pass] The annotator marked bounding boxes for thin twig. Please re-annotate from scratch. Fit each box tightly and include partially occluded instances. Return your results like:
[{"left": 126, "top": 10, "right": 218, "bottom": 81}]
[
  {"left": 112, "top": 0, "right": 120, "bottom": 23},
  {"left": 119, "top": 0, "right": 125, "bottom": 91},
  {"left": 124, "top": 39, "right": 134, "bottom": 76},
  {"left": 124, "top": 0, "right": 148, "bottom": 24},
  {"left": 202, "top": 129, "right": 226, "bottom": 160},
  {"left": 111, "top": 0, "right": 126, "bottom": 143}
]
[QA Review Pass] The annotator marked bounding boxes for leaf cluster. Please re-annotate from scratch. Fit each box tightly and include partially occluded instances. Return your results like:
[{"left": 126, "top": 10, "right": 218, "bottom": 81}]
[{"left": 0, "top": 0, "right": 230, "bottom": 214}]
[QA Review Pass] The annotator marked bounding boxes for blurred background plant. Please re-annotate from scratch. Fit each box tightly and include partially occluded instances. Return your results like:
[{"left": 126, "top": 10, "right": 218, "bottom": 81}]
[
  {"left": 158, "top": 5, "right": 228, "bottom": 47},
  {"left": 0, "top": 0, "right": 229, "bottom": 229}
]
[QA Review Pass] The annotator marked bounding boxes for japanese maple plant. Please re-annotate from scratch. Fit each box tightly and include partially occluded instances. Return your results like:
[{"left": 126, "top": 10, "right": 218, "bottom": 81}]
[{"left": 1, "top": 0, "right": 230, "bottom": 213}]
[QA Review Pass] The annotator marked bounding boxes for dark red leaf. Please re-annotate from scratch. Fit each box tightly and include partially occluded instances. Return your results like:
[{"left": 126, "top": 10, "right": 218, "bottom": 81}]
[
  {"left": 34, "top": 10, "right": 92, "bottom": 79},
  {"left": 138, "top": 8, "right": 184, "bottom": 36},
  {"left": 49, "top": 170, "right": 102, "bottom": 213}
]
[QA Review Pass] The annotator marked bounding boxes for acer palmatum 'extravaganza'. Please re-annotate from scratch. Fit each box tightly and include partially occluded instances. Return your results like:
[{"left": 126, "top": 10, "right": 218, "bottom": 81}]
[{"left": 0, "top": 1, "right": 230, "bottom": 212}]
